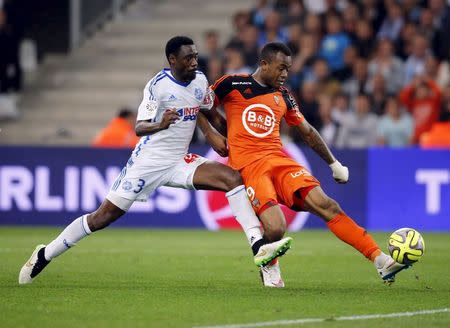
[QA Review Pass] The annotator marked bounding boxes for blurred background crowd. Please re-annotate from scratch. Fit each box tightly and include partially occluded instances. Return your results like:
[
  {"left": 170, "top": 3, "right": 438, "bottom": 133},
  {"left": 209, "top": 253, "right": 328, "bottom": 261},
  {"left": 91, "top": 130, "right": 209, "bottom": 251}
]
[
  {"left": 1, "top": 0, "right": 450, "bottom": 148},
  {"left": 196, "top": 0, "right": 450, "bottom": 148}
]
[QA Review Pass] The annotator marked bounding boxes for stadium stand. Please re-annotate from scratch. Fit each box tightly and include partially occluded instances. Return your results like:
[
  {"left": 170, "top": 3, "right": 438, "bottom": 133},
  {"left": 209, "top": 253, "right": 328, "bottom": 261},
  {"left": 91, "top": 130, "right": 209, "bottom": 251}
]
[{"left": 0, "top": 0, "right": 250, "bottom": 145}]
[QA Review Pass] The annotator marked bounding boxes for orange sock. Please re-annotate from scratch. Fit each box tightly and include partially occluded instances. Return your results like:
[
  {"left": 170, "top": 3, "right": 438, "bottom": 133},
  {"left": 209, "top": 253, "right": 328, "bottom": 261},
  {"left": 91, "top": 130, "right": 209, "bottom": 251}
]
[{"left": 327, "top": 213, "right": 380, "bottom": 260}]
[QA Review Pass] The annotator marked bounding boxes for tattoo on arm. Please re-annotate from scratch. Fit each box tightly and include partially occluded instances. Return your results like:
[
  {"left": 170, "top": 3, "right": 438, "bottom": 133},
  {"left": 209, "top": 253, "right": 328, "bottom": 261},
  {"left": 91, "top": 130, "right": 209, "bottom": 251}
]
[{"left": 301, "top": 124, "right": 336, "bottom": 164}]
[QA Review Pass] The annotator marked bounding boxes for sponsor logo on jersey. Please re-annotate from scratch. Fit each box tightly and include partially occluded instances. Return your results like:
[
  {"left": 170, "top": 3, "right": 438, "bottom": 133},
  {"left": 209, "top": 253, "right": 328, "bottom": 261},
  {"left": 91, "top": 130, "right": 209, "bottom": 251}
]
[
  {"left": 176, "top": 106, "right": 200, "bottom": 121},
  {"left": 242, "top": 103, "right": 276, "bottom": 138},
  {"left": 232, "top": 81, "right": 252, "bottom": 85},
  {"left": 194, "top": 88, "right": 203, "bottom": 100},
  {"left": 196, "top": 145, "right": 312, "bottom": 231},
  {"left": 168, "top": 94, "right": 177, "bottom": 101}
]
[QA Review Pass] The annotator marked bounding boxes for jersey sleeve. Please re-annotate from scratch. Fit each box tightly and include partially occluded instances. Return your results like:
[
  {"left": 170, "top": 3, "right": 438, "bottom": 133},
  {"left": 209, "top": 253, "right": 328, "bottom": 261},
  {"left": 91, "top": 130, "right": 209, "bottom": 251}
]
[
  {"left": 137, "top": 80, "right": 159, "bottom": 121},
  {"left": 281, "top": 87, "right": 305, "bottom": 126},
  {"left": 211, "top": 75, "right": 233, "bottom": 106}
]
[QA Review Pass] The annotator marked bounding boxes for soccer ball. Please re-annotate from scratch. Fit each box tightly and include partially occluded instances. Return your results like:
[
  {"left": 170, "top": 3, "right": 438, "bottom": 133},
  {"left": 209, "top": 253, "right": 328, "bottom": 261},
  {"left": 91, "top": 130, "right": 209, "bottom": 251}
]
[{"left": 388, "top": 228, "right": 425, "bottom": 265}]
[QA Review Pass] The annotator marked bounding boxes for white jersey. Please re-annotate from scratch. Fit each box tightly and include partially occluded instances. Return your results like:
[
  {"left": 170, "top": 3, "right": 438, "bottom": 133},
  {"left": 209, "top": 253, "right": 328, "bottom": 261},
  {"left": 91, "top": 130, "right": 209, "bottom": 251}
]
[{"left": 134, "top": 68, "right": 213, "bottom": 166}]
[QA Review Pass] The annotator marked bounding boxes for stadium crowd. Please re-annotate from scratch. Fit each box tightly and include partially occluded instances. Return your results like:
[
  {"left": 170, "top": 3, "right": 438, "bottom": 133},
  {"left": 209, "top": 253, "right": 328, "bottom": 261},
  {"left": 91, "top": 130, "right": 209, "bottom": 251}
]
[{"left": 198, "top": 0, "right": 450, "bottom": 148}]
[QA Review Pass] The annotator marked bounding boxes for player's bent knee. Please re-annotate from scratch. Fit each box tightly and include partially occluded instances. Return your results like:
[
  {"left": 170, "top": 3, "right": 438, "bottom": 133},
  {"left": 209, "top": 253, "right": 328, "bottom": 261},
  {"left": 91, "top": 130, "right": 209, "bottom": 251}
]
[{"left": 223, "top": 170, "right": 243, "bottom": 190}]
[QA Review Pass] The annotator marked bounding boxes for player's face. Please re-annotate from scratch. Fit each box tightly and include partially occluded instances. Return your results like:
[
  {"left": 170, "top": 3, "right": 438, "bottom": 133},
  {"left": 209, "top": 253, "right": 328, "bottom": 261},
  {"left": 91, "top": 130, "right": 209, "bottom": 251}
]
[
  {"left": 262, "top": 52, "right": 292, "bottom": 88},
  {"left": 173, "top": 45, "right": 199, "bottom": 82}
]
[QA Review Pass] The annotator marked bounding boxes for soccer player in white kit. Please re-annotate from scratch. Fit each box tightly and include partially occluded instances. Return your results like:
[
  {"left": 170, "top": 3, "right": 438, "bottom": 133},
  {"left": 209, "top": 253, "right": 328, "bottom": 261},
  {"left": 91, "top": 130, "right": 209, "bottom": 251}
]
[{"left": 19, "top": 36, "right": 292, "bottom": 285}]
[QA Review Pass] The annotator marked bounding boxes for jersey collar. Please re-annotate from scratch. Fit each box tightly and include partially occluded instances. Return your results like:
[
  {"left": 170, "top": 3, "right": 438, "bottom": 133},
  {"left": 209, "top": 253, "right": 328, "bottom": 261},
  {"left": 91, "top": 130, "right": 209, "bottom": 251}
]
[{"left": 163, "top": 68, "right": 192, "bottom": 87}]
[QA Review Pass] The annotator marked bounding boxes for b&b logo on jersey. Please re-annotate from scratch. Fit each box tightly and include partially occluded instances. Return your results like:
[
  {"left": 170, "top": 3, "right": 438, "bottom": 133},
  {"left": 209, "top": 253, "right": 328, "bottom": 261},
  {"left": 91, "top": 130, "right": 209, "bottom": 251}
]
[{"left": 177, "top": 106, "right": 200, "bottom": 121}]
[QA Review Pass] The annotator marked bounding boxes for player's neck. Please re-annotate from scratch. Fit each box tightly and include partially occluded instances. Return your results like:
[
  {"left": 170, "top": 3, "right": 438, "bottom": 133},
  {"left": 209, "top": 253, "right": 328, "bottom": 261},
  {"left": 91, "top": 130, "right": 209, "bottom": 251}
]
[
  {"left": 251, "top": 70, "right": 267, "bottom": 87},
  {"left": 169, "top": 68, "right": 189, "bottom": 83}
]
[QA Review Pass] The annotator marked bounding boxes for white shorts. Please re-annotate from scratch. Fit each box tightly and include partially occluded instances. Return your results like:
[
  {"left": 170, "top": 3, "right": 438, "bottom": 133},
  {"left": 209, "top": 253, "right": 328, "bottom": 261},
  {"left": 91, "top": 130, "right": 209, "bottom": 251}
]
[{"left": 106, "top": 153, "right": 208, "bottom": 211}]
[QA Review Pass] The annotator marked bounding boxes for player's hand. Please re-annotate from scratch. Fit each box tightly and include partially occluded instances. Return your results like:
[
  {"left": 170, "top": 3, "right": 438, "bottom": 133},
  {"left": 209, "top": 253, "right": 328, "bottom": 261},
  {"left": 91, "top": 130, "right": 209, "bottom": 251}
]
[
  {"left": 205, "top": 131, "right": 228, "bottom": 157},
  {"left": 159, "top": 109, "right": 180, "bottom": 130},
  {"left": 329, "top": 160, "right": 349, "bottom": 184}
]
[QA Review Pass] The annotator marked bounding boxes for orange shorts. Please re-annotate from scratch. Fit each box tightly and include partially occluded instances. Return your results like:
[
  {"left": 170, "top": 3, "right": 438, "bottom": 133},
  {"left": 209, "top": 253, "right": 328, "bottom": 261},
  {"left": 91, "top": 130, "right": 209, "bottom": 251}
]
[{"left": 239, "top": 153, "right": 320, "bottom": 215}]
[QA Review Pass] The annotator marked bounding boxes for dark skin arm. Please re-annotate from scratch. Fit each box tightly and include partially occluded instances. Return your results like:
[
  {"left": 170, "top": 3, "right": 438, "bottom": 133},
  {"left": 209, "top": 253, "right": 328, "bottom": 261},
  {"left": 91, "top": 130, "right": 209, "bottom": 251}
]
[
  {"left": 199, "top": 107, "right": 228, "bottom": 137},
  {"left": 135, "top": 109, "right": 180, "bottom": 137},
  {"left": 295, "top": 119, "right": 336, "bottom": 165},
  {"left": 197, "top": 110, "right": 228, "bottom": 157}
]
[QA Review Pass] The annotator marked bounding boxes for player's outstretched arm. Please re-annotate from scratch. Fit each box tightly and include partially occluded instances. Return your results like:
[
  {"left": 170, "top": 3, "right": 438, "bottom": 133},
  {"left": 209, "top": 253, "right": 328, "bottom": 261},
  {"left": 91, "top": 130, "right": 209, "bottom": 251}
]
[
  {"left": 197, "top": 111, "right": 228, "bottom": 157},
  {"left": 135, "top": 109, "right": 180, "bottom": 137},
  {"left": 295, "top": 119, "right": 349, "bottom": 183}
]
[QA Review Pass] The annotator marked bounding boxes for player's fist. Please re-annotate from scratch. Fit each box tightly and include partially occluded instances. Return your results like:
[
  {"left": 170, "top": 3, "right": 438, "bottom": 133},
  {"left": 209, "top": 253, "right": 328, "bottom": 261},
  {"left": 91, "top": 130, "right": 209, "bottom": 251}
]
[
  {"left": 159, "top": 109, "right": 180, "bottom": 130},
  {"left": 329, "top": 160, "right": 349, "bottom": 184}
]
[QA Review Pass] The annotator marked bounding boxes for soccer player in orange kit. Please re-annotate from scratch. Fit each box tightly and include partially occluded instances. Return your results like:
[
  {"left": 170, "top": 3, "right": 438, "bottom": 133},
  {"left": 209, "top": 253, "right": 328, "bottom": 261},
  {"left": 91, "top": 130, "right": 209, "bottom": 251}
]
[{"left": 202, "top": 42, "right": 408, "bottom": 287}]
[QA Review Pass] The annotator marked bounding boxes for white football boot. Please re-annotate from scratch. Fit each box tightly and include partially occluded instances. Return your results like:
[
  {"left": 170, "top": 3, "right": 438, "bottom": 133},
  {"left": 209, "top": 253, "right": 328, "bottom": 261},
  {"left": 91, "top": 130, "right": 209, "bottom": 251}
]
[
  {"left": 19, "top": 244, "right": 50, "bottom": 284},
  {"left": 376, "top": 255, "right": 410, "bottom": 285},
  {"left": 260, "top": 260, "right": 285, "bottom": 288},
  {"left": 254, "top": 237, "right": 292, "bottom": 267}
]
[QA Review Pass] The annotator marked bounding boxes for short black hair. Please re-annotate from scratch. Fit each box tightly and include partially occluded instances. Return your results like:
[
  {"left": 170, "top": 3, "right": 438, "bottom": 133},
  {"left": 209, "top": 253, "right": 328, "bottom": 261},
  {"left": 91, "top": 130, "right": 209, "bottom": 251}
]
[
  {"left": 260, "top": 42, "right": 292, "bottom": 63},
  {"left": 165, "top": 36, "right": 194, "bottom": 61},
  {"left": 117, "top": 108, "right": 135, "bottom": 118}
]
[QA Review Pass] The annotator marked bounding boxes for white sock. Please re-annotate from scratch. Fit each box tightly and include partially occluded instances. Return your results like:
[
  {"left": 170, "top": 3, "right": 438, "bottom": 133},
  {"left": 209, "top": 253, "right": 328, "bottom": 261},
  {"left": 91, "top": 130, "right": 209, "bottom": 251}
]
[
  {"left": 44, "top": 215, "right": 92, "bottom": 261},
  {"left": 374, "top": 252, "right": 391, "bottom": 269},
  {"left": 226, "top": 185, "right": 263, "bottom": 246}
]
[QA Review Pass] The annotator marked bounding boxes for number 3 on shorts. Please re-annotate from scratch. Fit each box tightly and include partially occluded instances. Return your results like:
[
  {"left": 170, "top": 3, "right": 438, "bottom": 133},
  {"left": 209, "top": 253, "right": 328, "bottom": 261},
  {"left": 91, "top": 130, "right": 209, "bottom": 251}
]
[{"left": 134, "top": 179, "right": 145, "bottom": 193}]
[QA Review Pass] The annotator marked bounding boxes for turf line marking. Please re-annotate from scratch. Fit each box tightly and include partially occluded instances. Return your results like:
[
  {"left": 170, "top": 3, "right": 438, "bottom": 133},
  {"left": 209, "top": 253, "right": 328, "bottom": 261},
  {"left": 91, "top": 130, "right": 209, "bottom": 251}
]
[{"left": 194, "top": 308, "right": 450, "bottom": 328}]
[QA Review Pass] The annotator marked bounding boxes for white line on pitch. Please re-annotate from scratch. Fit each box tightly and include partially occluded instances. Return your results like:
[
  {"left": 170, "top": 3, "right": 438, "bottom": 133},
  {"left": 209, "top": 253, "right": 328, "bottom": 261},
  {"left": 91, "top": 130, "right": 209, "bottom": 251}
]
[{"left": 194, "top": 308, "right": 450, "bottom": 328}]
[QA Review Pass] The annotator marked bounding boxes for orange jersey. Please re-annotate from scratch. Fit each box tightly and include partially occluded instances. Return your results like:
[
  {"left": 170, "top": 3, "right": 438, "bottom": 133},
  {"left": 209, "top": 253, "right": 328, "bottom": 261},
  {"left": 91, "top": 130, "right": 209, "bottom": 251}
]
[{"left": 212, "top": 74, "right": 304, "bottom": 170}]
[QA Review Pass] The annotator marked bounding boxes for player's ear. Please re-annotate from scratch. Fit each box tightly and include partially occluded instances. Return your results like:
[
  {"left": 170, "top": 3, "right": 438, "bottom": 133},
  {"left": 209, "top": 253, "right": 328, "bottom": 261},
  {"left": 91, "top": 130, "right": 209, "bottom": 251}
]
[
  {"left": 168, "top": 54, "right": 177, "bottom": 66},
  {"left": 260, "top": 59, "right": 269, "bottom": 72}
]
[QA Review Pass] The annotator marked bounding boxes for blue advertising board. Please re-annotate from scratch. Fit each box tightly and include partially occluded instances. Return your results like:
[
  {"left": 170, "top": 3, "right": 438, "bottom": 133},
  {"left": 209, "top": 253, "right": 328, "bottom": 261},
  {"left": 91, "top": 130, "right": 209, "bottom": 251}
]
[
  {"left": 367, "top": 148, "right": 450, "bottom": 231},
  {"left": 0, "top": 145, "right": 366, "bottom": 230}
]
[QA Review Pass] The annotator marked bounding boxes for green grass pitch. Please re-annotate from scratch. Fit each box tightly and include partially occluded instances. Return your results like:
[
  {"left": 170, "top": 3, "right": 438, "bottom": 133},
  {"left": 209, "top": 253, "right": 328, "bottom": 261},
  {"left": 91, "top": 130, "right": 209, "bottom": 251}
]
[{"left": 1, "top": 227, "right": 449, "bottom": 328}]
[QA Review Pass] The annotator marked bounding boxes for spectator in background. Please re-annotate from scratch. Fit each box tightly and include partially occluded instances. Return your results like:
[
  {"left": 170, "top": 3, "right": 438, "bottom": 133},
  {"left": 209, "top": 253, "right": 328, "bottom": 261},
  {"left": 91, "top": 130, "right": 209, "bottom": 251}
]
[
  {"left": 366, "top": 73, "right": 388, "bottom": 116},
  {"left": 432, "top": 0, "right": 450, "bottom": 60},
  {"left": 206, "top": 57, "right": 223, "bottom": 87},
  {"left": 228, "top": 10, "right": 252, "bottom": 46},
  {"left": 251, "top": 0, "right": 272, "bottom": 30},
  {"left": 257, "top": 10, "right": 289, "bottom": 48},
  {"left": 286, "top": 22, "right": 302, "bottom": 55},
  {"left": 342, "top": 2, "right": 360, "bottom": 37},
  {"left": 399, "top": 76, "right": 442, "bottom": 144},
  {"left": 404, "top": 35, "right": 430, "bottom": 84},
  {"left": 318, "top": 94, "right": 339, "bottom": 147},
  {"left": 92, "top": 108, "right": 139, "bottom": 148},
  {"left": 296, "top": 80, "right": 321, "bottom": 130},
  {"left": 395, "top": 21, "right": 417, "bottom": 60},
  {"left": 436, "top": 54, "right": 450, "bottom": 88},
  {"left": 331, "top": 92, "right": 350, "bottom": 125},
  {"left": 288, "top": 32, "right": 319, "bottom": 90},
  {"left": 0, "top": 7, "right": 21, "bottom": 93},
  {"left": 223, "top": 46, "right": 252, "bottom": 75},
  {"left": 354, "top": 19, "right": 375, "bottom": 58},
  {"left": 377, "top": 2, "right": 404, "bottom": 41},
  {"left": 319, "top": 13, "right": 351, "bottom": 73},
  {"left": 336, "top": 93, "right": 378, "bottom": 148},
  {"left": 198, "top": 30, "right": 222, "bottom": 76},
  {"left": 308, "top": 58, "right": 341, "bottom": 98},
  {"left": 368, "top": 39, "right": 404, "bottom": 95},
  {"left": 334, "top": 45, "right": 357, "bottom": 81},
  {"left": 376, "top": 96, "right": 413, "bottom": 147},
  {"left": 303, "top": 13, "right": 322, "bottom": 36},
  {"left": 342, "top": 57, "right": 369, "bottom": 103},
  {"left": 239, "top": 24, "right": 260, "bottom": 68}
]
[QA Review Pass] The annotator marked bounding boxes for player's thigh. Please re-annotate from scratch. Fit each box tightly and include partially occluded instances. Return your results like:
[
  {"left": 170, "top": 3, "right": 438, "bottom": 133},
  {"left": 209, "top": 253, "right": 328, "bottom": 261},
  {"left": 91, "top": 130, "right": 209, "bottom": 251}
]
[
  {"left": 192, "top": 161, "right": 242, "bottom": 192},
  {"left": 165, "top": 153, "right": 241, "bottom": 192},
  {"left": 302, "top": 186, "right": 343, "bottom": 221}
]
